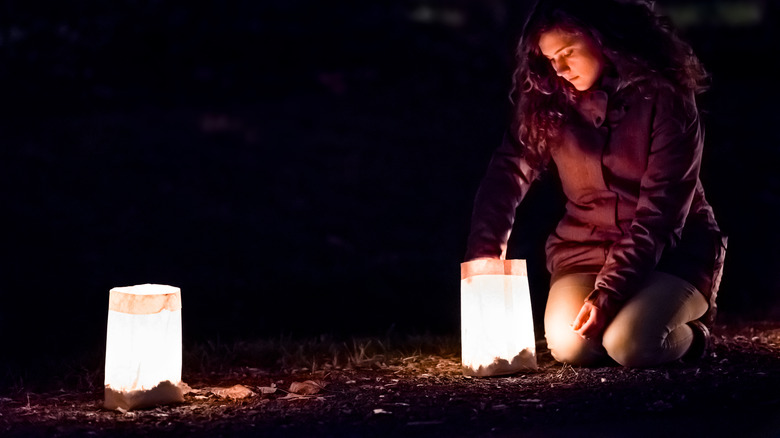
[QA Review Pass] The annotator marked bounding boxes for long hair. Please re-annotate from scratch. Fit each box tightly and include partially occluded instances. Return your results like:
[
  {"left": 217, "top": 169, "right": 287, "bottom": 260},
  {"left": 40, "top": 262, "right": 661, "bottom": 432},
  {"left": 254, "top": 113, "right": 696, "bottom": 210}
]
[{"left": 512, "top": 0, "right": 709, "bottom": 171}]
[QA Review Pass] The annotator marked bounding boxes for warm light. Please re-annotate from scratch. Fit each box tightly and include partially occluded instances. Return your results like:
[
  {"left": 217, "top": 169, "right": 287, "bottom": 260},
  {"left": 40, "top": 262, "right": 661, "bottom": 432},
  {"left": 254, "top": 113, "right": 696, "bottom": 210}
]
[
  {"left": 461, "top": 259, "right": 537, "bottom": 376},
  {"left": 104, "top": 284, "right": 184, "bottom": 410}
]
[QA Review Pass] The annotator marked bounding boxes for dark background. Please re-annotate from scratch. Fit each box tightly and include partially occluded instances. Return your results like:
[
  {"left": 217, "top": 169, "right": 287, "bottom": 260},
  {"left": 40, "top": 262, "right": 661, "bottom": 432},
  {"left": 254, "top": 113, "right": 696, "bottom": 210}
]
[{"left": 2, "top": 0, "right": 778, "bottom": 367}]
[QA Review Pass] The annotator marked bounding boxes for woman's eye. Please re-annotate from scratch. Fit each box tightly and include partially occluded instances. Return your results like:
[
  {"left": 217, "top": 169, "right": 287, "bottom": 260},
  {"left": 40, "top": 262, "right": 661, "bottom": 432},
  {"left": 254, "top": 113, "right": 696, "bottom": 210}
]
[{"left": 563, "top": 49, "right": 573, "bottom": 57}]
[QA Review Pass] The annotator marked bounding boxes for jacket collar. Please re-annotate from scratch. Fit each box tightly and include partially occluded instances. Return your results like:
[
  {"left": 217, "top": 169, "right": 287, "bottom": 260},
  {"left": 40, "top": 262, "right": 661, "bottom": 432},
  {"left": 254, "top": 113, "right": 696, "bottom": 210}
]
[
  {"left": 575, "top": 75, "right": 623, "bottom": 128},
  {"left": 576, "top": 89, "right": 608, "bottom": 128}
]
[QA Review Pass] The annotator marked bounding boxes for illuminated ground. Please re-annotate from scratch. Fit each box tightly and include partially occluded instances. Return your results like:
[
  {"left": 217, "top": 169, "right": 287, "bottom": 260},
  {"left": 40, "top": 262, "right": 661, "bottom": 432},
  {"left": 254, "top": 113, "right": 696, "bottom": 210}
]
[{"left": 2, "top": 322, "right": 779, "bottom": 437}]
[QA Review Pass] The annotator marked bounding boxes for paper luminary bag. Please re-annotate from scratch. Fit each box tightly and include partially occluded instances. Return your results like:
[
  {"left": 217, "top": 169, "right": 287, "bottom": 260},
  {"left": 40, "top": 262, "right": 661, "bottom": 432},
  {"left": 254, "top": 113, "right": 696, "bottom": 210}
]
[
  {"left": 460, "top": 259, "right": 537, "bottom": 376},
  {"left": 104, "top": 284, "right": 185, "bottom": 411}
]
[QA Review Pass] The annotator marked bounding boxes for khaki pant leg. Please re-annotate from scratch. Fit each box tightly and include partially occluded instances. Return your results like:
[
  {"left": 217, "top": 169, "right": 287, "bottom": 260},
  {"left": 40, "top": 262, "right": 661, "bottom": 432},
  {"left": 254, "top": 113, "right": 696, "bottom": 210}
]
[
  {"left": 602, "top": 271, "right": 708, "bottom": 367},
  {"left": 544, "top": 273, "right": 607, "bottom": 366}
]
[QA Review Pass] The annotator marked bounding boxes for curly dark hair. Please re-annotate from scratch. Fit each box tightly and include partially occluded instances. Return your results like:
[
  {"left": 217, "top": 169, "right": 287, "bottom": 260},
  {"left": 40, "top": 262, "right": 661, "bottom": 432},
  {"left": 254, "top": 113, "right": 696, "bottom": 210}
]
[{"left": 511, "top": 0, "right": 709, "bottom": 171}]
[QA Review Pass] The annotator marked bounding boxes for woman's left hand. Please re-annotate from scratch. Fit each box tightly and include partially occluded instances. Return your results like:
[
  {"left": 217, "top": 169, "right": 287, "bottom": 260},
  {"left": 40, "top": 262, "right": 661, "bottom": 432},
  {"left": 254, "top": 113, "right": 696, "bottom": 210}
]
[{"left": 572, "top": 301, "right": 607, "bottom": 340}]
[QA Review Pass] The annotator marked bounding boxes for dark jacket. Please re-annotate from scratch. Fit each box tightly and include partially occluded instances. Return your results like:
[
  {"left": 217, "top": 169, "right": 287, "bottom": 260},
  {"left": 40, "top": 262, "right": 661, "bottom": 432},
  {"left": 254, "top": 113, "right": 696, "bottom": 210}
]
[{"left": 465, "top": 78, "right": 725, "bottom": 322}]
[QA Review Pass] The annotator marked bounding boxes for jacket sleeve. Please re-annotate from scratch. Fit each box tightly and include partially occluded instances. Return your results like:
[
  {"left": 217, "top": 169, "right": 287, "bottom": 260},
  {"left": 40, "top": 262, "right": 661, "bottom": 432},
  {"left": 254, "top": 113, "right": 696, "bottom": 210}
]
[
  {"left": 465, "top": 132, "right": 538, "bottom": 261},
  {"left": 587, "top": 88, "right": 703, "bottom": 319}
]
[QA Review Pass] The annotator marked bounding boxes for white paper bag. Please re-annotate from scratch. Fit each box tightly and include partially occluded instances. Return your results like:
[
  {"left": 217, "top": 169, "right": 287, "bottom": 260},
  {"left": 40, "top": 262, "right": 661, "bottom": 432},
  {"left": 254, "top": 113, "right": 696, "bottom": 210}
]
[
  {"left": 461, "top": 259, "right": 537, "bottom": 376},
  {"left": 104, "top": 284, "right": 184, "bottom": 410}
]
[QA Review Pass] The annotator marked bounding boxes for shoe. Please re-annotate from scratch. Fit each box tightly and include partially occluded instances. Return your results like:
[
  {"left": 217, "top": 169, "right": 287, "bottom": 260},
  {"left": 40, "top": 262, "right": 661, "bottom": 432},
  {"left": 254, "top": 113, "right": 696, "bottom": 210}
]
[{"left": 681, "top": 320, "right": 710, "bottom": 362}]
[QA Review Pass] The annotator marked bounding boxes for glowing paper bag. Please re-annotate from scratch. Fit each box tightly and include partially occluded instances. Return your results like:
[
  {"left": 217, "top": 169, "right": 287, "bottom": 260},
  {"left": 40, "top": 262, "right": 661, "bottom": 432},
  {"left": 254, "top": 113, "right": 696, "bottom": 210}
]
[
  {"left": 461, "top": 259, "right": 537, "bottom": 376},
  {"left": 104, "top": 284, "right": 184, "bottom": 410}
]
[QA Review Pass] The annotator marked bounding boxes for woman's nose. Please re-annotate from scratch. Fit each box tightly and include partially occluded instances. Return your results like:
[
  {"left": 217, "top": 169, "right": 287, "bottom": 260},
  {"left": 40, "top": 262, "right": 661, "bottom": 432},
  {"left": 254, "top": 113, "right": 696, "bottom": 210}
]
[{"left": 553, "top": 58, "right": 569, "bottom": 76}]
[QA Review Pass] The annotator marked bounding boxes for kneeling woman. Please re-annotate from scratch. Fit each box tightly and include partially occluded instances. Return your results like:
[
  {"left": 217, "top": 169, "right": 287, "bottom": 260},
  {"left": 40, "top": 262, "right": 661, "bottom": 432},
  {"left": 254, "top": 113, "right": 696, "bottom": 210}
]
[{"left": 465, "top": 0, "right": 726, "bottom": 367}]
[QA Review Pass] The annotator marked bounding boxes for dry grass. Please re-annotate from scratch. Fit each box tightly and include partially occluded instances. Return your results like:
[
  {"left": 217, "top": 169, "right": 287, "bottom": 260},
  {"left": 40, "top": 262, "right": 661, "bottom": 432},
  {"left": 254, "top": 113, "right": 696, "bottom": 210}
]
[
  {"left": 182, "top": 332, "right": 461, "bottom": 378},
  {"left": 2, "top": 323, "right": 779, "bottom": 437},
  {"left": 0, "top": 332, "right": 460, "bottom": 395}
]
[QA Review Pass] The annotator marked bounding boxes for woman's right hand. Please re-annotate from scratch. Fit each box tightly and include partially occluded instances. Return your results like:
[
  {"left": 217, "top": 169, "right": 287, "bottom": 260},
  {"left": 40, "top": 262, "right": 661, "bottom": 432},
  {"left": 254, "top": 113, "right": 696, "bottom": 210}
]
[{"left": 571, "top": 301, "right": 607, "bottom": 340}]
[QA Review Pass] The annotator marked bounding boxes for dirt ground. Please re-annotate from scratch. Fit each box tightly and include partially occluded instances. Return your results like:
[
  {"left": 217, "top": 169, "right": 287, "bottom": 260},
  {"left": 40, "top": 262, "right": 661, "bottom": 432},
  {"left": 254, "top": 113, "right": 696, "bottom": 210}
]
[{"left": 2, "top": 322, "right": 779, "bottom": 438}]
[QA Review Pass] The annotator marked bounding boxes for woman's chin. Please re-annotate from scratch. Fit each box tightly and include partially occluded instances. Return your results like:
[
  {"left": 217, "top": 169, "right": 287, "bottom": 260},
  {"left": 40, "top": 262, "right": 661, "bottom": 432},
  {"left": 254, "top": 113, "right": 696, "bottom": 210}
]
[{"left": 570, "top": 77, "right": 598, "bottom": 92}]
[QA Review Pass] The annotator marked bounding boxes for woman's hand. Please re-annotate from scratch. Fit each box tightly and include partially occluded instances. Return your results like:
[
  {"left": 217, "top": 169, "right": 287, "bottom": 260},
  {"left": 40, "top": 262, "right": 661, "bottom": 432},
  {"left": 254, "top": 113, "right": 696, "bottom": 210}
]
[{"left": 571, "top": 301, "right": 607, "bottom": 340}]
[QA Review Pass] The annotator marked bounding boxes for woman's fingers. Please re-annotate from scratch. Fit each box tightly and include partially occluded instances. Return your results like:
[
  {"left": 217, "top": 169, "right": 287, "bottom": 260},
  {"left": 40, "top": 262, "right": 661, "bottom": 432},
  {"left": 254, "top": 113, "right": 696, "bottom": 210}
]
[
  {"left": 571, "top": 303, "right": 592, "bottom": 331},
  {"left": 576, "top": 305, "right": 605, "bottom": 339}
]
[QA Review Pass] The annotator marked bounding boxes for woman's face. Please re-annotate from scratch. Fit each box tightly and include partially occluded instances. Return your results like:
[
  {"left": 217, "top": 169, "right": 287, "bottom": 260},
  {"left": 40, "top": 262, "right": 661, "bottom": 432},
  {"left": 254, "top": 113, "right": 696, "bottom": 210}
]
[{"left": 538, "top": 28, "right": 605, "bottom": 92}]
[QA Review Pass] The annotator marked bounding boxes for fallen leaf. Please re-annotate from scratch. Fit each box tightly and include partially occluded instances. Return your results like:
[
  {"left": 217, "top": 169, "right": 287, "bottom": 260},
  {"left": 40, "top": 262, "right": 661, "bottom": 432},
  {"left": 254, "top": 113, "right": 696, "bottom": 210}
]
[
  {"left": 178, "top": 382, "right": 193, "bottom": 395},
  {"left": 206, "top": 385, "right": 255, "bottom": 399},
  {"left": 279, "top": 393, "right": 326, "bottom": 401},
  {"left": 373, "top": 408, "right": 392, "bottom": 415},
  {"left": 289, "top": 380, "right": 326, "bottom": 395},
  {"left": 258, "top": 386, "right": 277, "bottom": 395}
]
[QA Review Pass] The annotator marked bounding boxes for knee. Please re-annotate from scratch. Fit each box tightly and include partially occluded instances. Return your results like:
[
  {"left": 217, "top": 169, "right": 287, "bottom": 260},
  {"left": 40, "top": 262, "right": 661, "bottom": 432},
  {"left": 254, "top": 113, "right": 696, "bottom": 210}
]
[
  {"left": 545, "top": 328, "right": 604, "bottom": 366},
  {"left": 602, "top": 325, "right": 660, "bottom": 368}
]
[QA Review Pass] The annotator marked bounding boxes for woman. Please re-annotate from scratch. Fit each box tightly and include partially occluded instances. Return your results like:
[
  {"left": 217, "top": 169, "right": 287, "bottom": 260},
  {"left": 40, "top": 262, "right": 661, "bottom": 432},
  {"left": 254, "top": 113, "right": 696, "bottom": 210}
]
[{"left": 465, "top": 0, "right": 726, "bottom": 367}]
